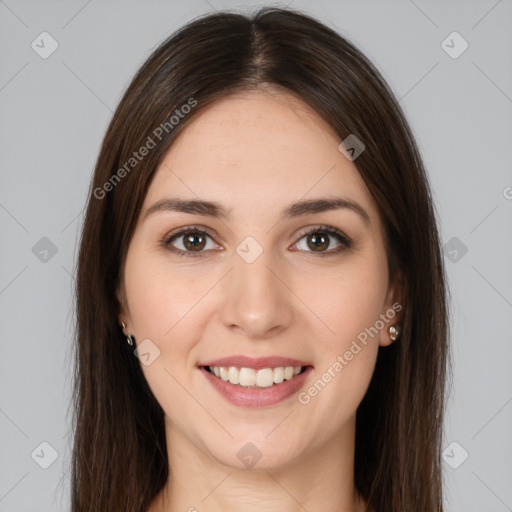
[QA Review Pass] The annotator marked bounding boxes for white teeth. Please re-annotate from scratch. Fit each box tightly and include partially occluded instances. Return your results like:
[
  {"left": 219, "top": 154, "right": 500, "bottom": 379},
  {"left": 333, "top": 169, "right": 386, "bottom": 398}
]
[
  {"left": 239, "top": 367, "right": 256, "bottom": 386},
  {"left": 273, "top": 366, "right": 284, "bottom": 384},
  {"left": 227, "top": 366, "right": 239, "bottom": 384},
  {"left": 256, "top": 368, "right": 274, "bottom": 388},
  {"left": 219, "top": 367, "right": 229, "bottom": 382},
  {"left": 207, "top": 365, "right": 305, "bottom": 387}
]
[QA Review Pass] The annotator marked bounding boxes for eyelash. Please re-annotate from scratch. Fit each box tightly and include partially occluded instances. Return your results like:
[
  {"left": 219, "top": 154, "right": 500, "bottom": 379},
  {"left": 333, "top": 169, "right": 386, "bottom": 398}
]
[{"left": 161, "top": 224, "right": 352, "bottom": 259}]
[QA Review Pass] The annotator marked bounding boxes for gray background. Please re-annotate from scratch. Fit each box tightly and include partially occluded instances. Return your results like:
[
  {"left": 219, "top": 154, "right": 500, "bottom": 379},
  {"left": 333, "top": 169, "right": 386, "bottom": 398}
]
[{"left": 1, "top": 0, "right": 511, "bottom": 510}]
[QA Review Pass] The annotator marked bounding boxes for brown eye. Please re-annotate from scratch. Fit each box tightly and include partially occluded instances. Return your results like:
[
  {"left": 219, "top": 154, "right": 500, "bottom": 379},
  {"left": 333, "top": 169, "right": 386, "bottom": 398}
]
[
  {"left": 162, "top": 224, "right": 351, "bottom": 259},
  {"left": 163, "top": 228, "right": 218, "bottom": 257},
  {"left": 292, "top": 225, "right": 352, "bottom": 255},
  {"left": 182, "top": 232, "right": 207, "bottom": 251},
  {"left": 306, "top": 232, "right": 330, "bottom": 252}
]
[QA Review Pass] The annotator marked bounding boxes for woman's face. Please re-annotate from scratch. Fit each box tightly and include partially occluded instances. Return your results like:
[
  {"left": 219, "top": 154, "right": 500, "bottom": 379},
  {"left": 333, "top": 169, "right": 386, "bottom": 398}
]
[{"left": 118, "top": 88, "right": 401, "bottom": 471}]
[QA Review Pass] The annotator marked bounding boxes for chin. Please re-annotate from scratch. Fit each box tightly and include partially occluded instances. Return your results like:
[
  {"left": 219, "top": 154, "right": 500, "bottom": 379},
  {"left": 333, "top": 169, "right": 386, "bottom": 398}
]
[{"left": 203, "top": 433, "right": 303, "bottom": 472}]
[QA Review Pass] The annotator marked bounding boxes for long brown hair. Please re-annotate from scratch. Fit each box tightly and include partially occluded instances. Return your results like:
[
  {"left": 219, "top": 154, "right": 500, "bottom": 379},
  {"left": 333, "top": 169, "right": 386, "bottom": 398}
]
[{"left": 71, "top": 7, "right": 450, "bottom": 511}]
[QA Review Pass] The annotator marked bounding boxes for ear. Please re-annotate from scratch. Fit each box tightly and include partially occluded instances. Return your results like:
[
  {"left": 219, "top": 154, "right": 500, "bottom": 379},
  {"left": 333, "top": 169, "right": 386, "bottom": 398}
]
[
  {"left": 116, "top": 278, "right": 130, "bottom": 330},
  {"left": 378, "top": 271, "right": 404, "bottom": 347}
]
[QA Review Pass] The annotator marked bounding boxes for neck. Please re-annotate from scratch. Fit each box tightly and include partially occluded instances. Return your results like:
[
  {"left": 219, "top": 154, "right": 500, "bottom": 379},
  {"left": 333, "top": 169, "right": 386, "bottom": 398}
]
[{"left": 149, "top": 415, "right": 370, "bottom": 512}]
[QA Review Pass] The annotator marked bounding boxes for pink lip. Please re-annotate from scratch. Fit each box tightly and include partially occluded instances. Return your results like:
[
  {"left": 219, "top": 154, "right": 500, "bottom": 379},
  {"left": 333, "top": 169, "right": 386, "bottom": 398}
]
[
  {"left": 199, "top": 365, "right": 314, "bottom": 408},
  {"left": 199, "top": 355, "right": 312, "bottom": 370}
]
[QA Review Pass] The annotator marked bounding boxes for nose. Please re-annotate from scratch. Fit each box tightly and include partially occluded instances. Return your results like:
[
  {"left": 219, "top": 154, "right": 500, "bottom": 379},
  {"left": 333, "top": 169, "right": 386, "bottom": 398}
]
[{"left": 218, "top": 247, "right": 294, "bottom": 340}]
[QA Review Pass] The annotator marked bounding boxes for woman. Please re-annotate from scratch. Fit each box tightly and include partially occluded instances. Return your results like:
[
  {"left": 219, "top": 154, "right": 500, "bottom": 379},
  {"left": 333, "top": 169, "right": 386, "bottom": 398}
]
[{"left": 71, "top": 6, "right": 450, "bottom": 511}]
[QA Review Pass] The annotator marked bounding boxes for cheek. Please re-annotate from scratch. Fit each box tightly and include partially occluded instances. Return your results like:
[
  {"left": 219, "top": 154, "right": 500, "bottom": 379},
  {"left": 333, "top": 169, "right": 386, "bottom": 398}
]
[
  {"left": 292, "top": 253, "right": 386, "bottom": 410},
  {"left": 123, "top": 252, "right": 212, "bottom": 423},
  {"left": 124, "top": 249, "right": 207, "bottom": 341},
  {"left": 295, "top": 253, "right": 389, "bottom": 352}
]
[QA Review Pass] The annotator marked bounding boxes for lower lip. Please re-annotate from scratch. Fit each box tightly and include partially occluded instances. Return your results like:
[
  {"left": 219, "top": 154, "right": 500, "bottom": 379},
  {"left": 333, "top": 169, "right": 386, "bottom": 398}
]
[{"left": 199, "top": 366, "right": 313, "bottom": 408}]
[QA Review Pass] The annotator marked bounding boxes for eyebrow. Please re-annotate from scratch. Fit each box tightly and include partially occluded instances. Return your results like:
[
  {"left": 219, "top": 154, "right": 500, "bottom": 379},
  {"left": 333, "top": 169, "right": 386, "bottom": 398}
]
[{"left": 143, "top": 196, "right": 371, "bottom": 226}]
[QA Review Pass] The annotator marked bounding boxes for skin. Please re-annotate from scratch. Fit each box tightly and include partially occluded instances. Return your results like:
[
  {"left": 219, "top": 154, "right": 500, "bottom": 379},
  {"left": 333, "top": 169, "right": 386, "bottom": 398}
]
[{"left": 118, "top": 86, "right": 402, "bottom": 512}]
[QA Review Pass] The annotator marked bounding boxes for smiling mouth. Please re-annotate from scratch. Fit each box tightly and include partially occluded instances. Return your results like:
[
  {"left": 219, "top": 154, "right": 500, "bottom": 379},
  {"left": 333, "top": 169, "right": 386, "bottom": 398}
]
[{"left": 202, "top": 365, "right": 309, "bottom": 388}]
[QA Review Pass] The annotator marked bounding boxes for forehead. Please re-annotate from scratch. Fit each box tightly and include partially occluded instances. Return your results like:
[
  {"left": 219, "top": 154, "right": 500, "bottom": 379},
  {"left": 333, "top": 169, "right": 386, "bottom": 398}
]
[{"left": 143, "top": 89, "right": 380, "bottom": 226}]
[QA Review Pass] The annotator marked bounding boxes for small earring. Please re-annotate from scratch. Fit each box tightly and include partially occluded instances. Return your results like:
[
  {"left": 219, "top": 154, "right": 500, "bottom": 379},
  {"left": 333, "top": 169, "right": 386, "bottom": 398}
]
[
  {"left": 120, "top": 322, "right": 135, "bottom": 346},
  {"left": 389, "top": 325, "right": 400, "bottom": 341}
]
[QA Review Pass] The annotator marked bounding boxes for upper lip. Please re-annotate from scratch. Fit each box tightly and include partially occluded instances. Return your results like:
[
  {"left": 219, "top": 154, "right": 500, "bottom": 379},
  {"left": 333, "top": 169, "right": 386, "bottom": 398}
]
[{"left": 199, "top": 355, "right": 313, "bottom": 370}]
